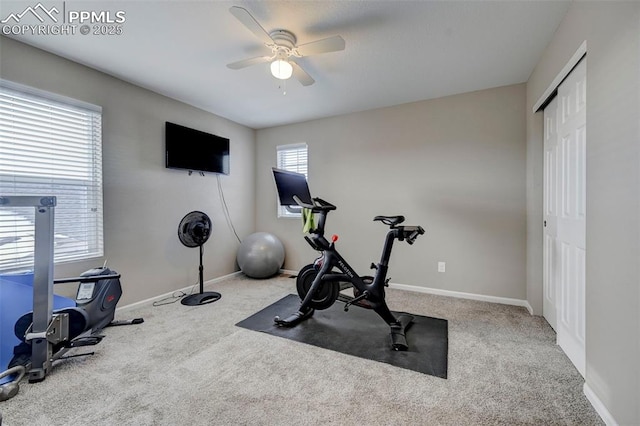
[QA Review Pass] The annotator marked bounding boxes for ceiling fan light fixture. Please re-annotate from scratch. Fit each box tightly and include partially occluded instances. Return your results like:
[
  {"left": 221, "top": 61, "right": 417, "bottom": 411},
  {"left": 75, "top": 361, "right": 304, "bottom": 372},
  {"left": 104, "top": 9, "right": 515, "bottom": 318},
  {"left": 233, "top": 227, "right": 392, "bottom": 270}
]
[{"left": 270, "top": 59, "right": 293, "bottom": 80}]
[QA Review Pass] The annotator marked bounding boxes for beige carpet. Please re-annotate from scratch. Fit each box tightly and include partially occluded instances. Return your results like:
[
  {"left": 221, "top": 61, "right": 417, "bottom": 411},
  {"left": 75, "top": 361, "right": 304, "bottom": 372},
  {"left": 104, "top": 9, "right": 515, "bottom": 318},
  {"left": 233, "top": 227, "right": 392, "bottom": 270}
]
[{"left": 0, "top": 274, "right": 602, "bottom": 425}]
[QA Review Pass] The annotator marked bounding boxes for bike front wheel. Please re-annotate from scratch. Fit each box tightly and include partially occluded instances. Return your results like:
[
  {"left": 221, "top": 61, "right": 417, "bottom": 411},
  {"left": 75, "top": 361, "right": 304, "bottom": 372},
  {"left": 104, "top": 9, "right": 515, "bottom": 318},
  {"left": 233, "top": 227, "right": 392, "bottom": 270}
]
[{"left": 296, "top": 264, "right": 340, "bottom": 310}]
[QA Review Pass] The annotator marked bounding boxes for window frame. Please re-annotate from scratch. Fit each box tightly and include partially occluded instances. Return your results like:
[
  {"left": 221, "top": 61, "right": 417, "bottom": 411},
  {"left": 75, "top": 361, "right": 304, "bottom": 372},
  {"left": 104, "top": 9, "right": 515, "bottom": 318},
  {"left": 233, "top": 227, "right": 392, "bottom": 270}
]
[
  {"left": 276, "top": 142, "right": 308, "bottom": 218},
  {"left": 0, "top": 79, "right": 104, "bottom": 272}
]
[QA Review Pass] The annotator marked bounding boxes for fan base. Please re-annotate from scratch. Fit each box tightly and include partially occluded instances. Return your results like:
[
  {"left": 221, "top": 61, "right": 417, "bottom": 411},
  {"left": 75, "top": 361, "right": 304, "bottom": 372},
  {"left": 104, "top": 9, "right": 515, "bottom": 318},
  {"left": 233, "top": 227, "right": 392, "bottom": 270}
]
[{"left": 181, "top": 292, "right": 221, "bottom": 306}]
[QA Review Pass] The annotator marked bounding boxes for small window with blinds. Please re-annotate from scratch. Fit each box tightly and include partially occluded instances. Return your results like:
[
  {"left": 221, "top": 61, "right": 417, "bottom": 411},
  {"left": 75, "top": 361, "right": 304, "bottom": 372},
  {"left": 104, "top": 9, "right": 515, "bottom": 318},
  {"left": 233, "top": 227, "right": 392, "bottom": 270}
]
[
  {"left": 276, "top": 143, "right": 308, "bottom": 218},
  {"left": 0, "top": 80, "right": 104, "bottom": 271}
]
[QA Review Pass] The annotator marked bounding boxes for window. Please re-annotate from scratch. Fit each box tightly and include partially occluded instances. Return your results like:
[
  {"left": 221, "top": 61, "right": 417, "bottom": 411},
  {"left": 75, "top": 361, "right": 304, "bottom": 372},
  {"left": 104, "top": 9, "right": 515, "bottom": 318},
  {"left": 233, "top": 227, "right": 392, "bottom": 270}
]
[
  {"left": 276, "top": 143, "right": 308, "bottom": 217},
  {"left": 0, "top": 80, "right": 104, "bottom": 271}
]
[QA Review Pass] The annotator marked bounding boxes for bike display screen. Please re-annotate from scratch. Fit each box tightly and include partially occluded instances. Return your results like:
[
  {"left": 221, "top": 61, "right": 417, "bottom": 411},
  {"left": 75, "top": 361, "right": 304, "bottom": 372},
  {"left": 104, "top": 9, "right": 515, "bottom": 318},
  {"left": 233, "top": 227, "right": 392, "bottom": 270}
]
[{"left": 272, "top": 168, "right": 313, "bottom": 206}]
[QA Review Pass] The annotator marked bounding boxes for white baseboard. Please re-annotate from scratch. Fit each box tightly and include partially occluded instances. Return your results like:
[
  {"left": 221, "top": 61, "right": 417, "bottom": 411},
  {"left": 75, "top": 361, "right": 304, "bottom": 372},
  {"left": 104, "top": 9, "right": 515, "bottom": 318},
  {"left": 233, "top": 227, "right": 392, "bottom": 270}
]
[
  {"left": 279, "top": 269, "right": 533, "bottom": 314},
  {"left": 116, "top": 270, "right": 243, "bottom": 312},
  {"left": 389, "top": 282, "right": 534, "bottom": 314},
  {"left": 583, "top": 382, "right": 618, "bottom": 426}
]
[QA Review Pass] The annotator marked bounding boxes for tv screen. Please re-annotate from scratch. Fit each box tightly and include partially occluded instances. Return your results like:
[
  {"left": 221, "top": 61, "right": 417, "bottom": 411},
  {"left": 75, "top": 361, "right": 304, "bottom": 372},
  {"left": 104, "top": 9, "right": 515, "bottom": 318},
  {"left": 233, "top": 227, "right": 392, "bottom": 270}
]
[
  {"left": 272, "top": 168, "right": 313, "bottom": 206},
  {"left": 165, "top": 122, "right": 230, "bottom": 174}
]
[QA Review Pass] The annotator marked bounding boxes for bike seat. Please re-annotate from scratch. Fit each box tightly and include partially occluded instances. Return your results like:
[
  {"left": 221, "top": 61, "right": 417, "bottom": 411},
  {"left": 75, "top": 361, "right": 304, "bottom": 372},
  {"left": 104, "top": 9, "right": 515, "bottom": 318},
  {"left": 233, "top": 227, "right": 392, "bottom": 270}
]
[{"left": 373, "top": 215, "right": 405, "bottom": 227}]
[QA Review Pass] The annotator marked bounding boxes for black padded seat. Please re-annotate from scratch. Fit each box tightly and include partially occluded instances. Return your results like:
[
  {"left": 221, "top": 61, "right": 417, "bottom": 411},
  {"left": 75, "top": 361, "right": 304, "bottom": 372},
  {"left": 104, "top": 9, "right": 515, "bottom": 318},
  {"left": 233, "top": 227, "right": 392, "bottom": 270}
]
[{"left": 373, "top": 215, "right": 405, "bottom": 227}]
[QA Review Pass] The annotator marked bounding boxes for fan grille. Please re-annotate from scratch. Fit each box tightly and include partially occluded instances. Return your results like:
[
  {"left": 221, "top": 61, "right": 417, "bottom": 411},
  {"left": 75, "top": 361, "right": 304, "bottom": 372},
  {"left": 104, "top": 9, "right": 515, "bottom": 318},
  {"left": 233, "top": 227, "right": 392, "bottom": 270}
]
[{"left": 177, "top": 211, "right": 212, "bottom": 248}]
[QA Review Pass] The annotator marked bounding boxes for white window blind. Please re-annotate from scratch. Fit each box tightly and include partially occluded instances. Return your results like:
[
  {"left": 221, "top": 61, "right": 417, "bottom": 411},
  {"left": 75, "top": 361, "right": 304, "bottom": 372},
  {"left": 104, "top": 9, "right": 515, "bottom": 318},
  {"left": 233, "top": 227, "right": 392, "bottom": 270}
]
[
  {"left": 0, "top": 80, "right": 104, "bottom": 271},
  {"left": 276, "top": 143, "right": 308, "bottom": 217}
]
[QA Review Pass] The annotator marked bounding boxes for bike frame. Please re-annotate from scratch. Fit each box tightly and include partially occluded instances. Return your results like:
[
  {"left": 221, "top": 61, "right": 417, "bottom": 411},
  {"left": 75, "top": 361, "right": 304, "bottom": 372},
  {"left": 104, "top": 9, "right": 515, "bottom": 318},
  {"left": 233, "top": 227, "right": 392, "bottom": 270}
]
[{"left": 301, "top": 225, "right": 401, "bottom": 325}]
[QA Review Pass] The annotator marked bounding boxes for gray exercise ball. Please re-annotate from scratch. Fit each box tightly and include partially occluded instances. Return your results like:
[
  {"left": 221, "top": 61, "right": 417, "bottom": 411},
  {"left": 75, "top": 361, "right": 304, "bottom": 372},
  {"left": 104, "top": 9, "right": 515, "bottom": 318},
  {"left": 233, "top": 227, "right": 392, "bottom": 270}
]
[{"left": 237, "top": 232, "right": 285, "bottom": 278}]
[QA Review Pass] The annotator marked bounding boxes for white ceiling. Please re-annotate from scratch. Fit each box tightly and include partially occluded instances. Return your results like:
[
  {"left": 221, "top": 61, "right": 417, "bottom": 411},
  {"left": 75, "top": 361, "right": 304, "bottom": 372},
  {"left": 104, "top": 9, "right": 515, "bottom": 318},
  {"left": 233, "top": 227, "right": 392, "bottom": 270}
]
[{"left": 2, "top": 1, "right": 570, "bottom": 129}]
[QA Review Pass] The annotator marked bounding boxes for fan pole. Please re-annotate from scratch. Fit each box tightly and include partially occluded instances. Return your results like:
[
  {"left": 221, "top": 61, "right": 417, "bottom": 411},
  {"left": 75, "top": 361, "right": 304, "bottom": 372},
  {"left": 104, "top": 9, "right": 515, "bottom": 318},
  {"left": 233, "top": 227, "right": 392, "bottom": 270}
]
[
  {"left": 180, "top": 243, "right": 222, "bottom": 306},
  {"left": 199, "top": 244, "right": 204, "bottom": 294}
]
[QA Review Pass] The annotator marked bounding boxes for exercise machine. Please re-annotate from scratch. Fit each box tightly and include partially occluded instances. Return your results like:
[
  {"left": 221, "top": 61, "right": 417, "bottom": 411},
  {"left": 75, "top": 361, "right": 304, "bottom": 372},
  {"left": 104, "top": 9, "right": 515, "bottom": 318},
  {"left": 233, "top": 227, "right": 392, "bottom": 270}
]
[
  {"left": 9, "top": 266, "right": 143, "bottom": 369},
  {"left": 0, "top": 195, "right": 142, "bottom": 401},
  {"left": 271, "top": 168, "right": 425, "bottom": 351}
]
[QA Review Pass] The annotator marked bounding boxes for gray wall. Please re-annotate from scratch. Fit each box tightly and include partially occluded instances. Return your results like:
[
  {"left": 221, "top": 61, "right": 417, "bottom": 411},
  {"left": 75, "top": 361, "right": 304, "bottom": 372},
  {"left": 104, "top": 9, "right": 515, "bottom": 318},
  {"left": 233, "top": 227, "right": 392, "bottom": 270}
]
[
  {"left": 0, "top": 36, "right": 256, "bottom": 305},
  {"left": 256, "top": 84, "right": 526, "bottom": 300},
  {"left": 526, "top": 2, "right": 639, "bottom": 424}
]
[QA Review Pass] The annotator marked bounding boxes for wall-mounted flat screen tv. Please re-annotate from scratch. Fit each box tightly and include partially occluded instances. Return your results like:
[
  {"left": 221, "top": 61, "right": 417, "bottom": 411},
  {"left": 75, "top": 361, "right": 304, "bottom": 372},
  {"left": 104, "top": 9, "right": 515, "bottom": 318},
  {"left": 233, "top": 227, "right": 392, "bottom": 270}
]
[{"left": 165, "top": 122, "right": 230, "bottom": 175}]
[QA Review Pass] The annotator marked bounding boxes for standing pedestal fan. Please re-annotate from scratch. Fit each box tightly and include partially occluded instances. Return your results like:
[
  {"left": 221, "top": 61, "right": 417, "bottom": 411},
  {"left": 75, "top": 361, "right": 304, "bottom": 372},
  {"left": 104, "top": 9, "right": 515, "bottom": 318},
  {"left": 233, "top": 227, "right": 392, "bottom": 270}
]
[{"left": 178, "top": 211, "right": 221, "bottom": 306}]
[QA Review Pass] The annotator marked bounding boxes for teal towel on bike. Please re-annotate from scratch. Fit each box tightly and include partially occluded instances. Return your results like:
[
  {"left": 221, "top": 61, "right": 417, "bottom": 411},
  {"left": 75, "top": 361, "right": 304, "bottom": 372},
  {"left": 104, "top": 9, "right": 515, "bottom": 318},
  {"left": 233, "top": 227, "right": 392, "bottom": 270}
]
[{"left": 302, "top": 208, "right": 315, "bottom": 233}]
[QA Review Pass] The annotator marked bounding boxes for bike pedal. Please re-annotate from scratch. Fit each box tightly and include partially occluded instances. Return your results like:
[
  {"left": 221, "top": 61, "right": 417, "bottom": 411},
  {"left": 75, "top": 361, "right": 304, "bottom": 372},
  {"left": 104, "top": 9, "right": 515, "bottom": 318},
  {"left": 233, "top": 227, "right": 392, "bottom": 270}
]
[{"left": 69, "top": 335, "right": 104, "bottom": 347}]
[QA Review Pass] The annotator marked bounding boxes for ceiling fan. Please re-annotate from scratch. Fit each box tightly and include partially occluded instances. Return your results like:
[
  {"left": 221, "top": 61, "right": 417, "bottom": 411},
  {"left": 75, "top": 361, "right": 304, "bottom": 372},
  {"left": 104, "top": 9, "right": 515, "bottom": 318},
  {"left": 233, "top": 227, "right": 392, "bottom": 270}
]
[{"left": 227, "top": 6, "right": 346, "bottom": 86}]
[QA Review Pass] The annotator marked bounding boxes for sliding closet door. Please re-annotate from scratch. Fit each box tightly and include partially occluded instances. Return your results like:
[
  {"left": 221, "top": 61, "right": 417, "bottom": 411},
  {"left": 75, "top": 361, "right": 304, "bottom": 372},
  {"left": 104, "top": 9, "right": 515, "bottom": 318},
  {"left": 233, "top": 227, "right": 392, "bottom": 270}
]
[
  {"left": 543, "top": 58, "right": 586, "bottom": 378},
  {"left": 543, "top": 97, "right": 559, "bottom": 331}
]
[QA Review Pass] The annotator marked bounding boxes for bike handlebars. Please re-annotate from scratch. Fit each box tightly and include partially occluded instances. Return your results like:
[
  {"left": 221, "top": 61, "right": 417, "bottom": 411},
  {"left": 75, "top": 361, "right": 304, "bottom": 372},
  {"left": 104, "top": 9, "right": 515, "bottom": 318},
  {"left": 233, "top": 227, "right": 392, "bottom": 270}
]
[
  {"left": 294, "top": 195, "right": 424, "bottom": 245},
  {"left": 403, "top": 226, "right": 426, "bottom": 245},
  {"left": 293, "top": 195, "right": 336, "bottom": 212}
]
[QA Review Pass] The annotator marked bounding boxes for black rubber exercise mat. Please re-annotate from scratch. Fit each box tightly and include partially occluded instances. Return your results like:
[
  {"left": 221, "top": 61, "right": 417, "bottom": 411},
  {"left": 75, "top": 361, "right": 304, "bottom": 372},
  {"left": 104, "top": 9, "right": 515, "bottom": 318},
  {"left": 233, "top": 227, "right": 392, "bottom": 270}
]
[{"left": 236, "top": 294, "right": 448, "bottom": 378}]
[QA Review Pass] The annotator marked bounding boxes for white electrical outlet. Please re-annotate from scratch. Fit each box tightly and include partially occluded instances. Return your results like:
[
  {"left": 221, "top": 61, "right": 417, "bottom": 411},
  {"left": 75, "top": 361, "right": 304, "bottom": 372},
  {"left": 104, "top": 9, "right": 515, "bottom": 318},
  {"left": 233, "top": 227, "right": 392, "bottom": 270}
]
[{"left": 438, "top": 262, "right": 446, "bottom": 273}]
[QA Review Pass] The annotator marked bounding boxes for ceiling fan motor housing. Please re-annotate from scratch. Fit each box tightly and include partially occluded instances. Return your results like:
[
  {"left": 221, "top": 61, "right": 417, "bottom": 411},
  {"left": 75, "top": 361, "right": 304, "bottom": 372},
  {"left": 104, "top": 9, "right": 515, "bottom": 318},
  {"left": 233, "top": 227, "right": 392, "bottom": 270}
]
[{"left": 269, "top": 29, "right": 297, "bottom": 51}]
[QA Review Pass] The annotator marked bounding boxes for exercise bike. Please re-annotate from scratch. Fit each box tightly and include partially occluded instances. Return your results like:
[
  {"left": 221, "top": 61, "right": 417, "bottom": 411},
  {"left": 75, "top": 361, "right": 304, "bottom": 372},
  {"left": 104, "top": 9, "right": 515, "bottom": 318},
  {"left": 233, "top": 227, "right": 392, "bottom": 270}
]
[{"left": 272, "top": 168, "right": 425, "bottom": 351}]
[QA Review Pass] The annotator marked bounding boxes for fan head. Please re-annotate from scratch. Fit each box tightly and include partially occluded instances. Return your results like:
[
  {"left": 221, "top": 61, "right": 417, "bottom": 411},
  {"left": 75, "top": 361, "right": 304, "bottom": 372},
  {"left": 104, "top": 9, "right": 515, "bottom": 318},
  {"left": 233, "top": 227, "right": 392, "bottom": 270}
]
[{"left": 177, "top": 211, "right": 212, "bottom": 248}]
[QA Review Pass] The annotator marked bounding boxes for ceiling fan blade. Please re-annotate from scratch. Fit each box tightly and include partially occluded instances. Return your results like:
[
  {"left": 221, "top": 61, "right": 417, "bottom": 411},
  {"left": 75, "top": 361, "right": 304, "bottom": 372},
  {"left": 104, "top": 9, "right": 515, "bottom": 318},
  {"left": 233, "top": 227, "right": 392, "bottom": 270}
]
[
  {"left": 296, "top": 35, "right": 345, "bottom": 57},
  {"left": 291, "top": 61, "right": 315, "bottom": 86},
  {"left": 227, "top": 56, "right": 272, "bottom": 70},
  {"left": 229, "top": 6, "right": 273, "bottom": 45}
]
